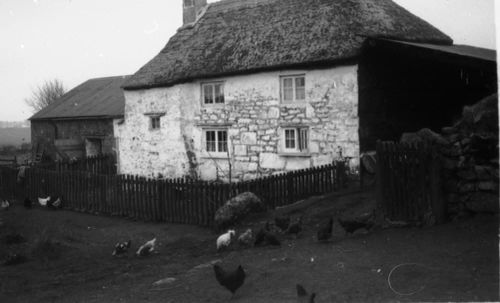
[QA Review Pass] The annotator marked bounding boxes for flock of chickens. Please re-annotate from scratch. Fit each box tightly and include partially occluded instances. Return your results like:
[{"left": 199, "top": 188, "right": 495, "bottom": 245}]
[{"left": 1, "top": 195, "right": 374, "bottom": 301}]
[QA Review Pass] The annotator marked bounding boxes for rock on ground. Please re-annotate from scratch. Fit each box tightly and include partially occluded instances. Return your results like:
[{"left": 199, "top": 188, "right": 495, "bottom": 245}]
[{"left": 214, "top": 192, "right": 264, "bottom": 230}]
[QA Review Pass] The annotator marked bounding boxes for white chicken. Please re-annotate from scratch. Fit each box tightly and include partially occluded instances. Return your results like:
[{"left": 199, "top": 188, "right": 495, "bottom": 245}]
[
  {"left": 136, "top": 238, "right": 156, "bottom": 256},
  {"left": 38, "top": 196, "right": 51, "bottom": 207},
  {"left": 1, "top": 199, "right": 10, "bottom": 211},
  {"left": 216, "top": 229, "right": 235, "bottom": 251}
]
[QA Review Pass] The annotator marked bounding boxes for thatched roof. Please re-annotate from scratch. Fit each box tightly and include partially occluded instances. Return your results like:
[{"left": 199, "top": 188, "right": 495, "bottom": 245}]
[
  {"left": 30, "top": 76, "right": 129, "bottom": 120},
  {"left": 123, "top": 0, "right": 452, "bottom": 90}
]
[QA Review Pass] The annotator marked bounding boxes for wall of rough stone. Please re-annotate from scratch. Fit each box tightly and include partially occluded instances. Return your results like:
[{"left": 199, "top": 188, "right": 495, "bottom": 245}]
[{"left": 118, "top": 65, "right": 359, "bottom": 180}]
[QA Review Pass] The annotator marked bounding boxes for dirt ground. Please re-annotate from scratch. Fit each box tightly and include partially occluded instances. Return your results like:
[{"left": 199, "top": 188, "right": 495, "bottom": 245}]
[{"left": 0, "top": 191, "right": 498, "bottom": 303}]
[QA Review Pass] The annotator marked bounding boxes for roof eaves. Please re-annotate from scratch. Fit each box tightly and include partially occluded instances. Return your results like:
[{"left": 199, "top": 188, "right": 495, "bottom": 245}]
[{"left": 122, "top": 56, "right": 360, "bottom": 91}]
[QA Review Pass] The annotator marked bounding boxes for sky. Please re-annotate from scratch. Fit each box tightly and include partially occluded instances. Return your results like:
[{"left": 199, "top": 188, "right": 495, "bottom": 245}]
[{"left": 0, "top": 0, "right": 497, "bottom": 122}]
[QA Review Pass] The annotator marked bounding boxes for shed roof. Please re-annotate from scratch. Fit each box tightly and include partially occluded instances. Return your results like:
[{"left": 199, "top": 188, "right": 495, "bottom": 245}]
[
  {"left": 123, "top": 0, "right": 452, "bottom": 90},
  {"left": 383, "top": 39, "right": 497, "bottom": 62},
  {"left": 30, "top": 75, "right": 129, "bottom": 120}
]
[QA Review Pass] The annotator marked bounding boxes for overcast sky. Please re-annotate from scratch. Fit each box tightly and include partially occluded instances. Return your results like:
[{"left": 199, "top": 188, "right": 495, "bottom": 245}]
[{"left": 0, "top": 0, "right": 497, "bottom": 122}]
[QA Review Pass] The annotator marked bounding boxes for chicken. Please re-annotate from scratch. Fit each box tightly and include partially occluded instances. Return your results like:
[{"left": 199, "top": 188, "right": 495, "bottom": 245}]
[
  {"left": 317, "top": 217, "right": 334, "bottom": 242},
  {"left": 216, "top": 230, "right": 235, "bottom": 251},
  {"left": 254, "top": 224, "right": 280, "bottom": 247},
  {"left": 338, "top": 218, "right": 374, "bottom": 235},
  {"left": 136, "top": 238, "right": 156, "bottom": 256},
  {"left": 274, "top": 215, "right": 290, "bottom": 231},
  {"left": 0, "top": 199, "right": 10, "bottom": 211},
  {"left": 296, "top": 284, "right": 316, "bottom": 303},
  {"left": 47, "top": 196, "right": 62, "bottom": 209},
  {"left": 24, "top": 198, "right": 32, "bottom": 209},
  {"left": 112, "top": 240, "right": 131, "bottom": 256},
  {"left": 213, "top": 264, "right": 246, "bottom": 297},
  {"left": 237, "top": 229, "right": 253, "bottom": 247},
  {"left": 287, "top": 216, "right": 303, "bottom": 236},
  {"left": 38, "top": 196, "right": 51, "bottom": 207}
]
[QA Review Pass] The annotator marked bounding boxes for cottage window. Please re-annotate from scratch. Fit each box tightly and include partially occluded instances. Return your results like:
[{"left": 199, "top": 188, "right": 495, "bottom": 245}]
[
  {"left": 204, "top": 129, "right": 228, "bottom": 153},
  {"left": 184, "top": 0, "right": 194, "bottom": 7},
  {"left": 150, "top": 116, "right": 161, "bottom": 130},
  {"left": 202, "top": 82, "right": 225, "bottom": 105},
  {"left": 281, "top": 75, "right": 305, "bottom": 103},
  {"left": 282, "top": 127, "right": 308, "bottom": 153}
]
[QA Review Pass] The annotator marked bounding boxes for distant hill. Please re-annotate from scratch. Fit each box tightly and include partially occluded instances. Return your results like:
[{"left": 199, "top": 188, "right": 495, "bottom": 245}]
[
  {"left": 0, "top": 127, "right": 30, "bottom": 147},
  {"left": 0, "top": 121, "right": 30, "bottom": 128}
]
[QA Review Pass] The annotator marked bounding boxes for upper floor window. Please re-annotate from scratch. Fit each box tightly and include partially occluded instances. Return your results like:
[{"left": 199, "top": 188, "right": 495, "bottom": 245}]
[
  {"left": 205, "top": 129, "right": 228, "bottom": 153},
  {"left": 150, "top": 116, "right": 161, "bottom": 130},
  {"left": 283, "top": 127, "right": 308, "bottom": 153},
  {"left": 184, "top": 0, "right": 194, "bottom": 7},
  {"left": 202, "top": 82, "right": 225, "bottom": 105},
  {"left": 281, "top": 75, "right": 305, "bottom": 103}
]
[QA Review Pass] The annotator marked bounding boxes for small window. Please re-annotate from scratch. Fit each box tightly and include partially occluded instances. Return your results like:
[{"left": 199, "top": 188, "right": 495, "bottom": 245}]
[
  {"left": 205, "top": 129, "right": 228, "bottom": 153},
  {"left": 282, "top": 127, "right": 308, "bottom": 152},
  {"left": 202, "top": 82, "right": 225, "bottom": 105},
  {"left": 150, "top": 116, "right": 161, "bottom": 130},
  {"left": 184, "top": 0, "right": 194, "bottom": 7},
  {"left": 281, "top": 75, "right": 305, "bottom": 103}
]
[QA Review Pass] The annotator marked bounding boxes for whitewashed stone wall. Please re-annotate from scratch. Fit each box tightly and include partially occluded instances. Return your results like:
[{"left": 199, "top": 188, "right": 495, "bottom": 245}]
[{"left": 118, "top": 65, "right": 359, "bottom": 180}]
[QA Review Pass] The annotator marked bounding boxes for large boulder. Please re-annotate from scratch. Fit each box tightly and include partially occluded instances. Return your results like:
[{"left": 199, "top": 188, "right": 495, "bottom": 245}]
[{"left": 214, "top": 192, "right": 265, "bottom": 230}]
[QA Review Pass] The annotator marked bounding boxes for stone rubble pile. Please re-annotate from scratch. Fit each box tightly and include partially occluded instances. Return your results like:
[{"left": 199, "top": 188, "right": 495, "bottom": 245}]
[{"left": 402, "top": 94, "right": 499, "bottom": 214}]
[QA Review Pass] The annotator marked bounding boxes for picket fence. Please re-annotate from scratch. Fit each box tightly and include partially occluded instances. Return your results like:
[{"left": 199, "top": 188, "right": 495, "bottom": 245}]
[
  {"left": 54, "top": 154, "right": 116, "bottom": 175},
  {"left": 376, "top": 141, "right": 446, "bottom": 224},
  {"left": 0, "top": 162, "right": 347, "bottom": 227}
]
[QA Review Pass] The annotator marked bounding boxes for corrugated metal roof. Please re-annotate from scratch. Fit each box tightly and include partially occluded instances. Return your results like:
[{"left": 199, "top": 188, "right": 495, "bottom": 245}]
[
  {"left": 30, "top": 75, "right": 129, "bottom": 120},
  {"left": 385, "top": 39, "right": 496, "bottom": 62}
]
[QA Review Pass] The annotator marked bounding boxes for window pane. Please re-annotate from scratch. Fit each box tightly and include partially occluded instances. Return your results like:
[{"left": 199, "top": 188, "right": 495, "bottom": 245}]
[
  {"left": 283, "top": 78, "right": 294, "bottom": 101},
  {"left": 217, "top": 131, "right": 228, "bottom": 152},
  {"left": 299, "top": 128, "right": 308, "bottom": 151},
  {"left": 206, "top": 131, "right": 216, "bottom": 152},
  {"left": 285, "top": 129, "right": 296, "bottom": 149},
  {"left": 295, "top": 77, "right": 305, "bottom": 100},
  {"left": 214, "top": 84, "right": 224, "bottom": 104},
  {"left": 204, "top": 85, "right": 213, "bottom": 104}
]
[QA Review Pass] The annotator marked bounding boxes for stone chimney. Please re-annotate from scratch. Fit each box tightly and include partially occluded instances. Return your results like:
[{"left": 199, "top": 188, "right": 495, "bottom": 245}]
[{"left": 183, "top": 0, "right": 207, "bottom": 25}]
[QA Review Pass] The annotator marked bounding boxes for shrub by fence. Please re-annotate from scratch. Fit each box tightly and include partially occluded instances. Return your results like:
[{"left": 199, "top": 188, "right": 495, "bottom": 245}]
[
  {"left": 376, "top": 141, "right": 446, "bottom": 224},
  {"left": 0, "top": 162, "right": 347, "bottom": 227}
]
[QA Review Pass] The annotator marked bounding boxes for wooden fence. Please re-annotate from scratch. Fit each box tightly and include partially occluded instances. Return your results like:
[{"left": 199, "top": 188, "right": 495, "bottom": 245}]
[
  {"left": 376, "top": 141, "right": 446, "bottom": 224},
  {"left": 0, "top": 162, "right": 347, "bottom": 227},
  {"left": 0, "top": 155, "right": 17, "bottom": 167},
  {"left": 54, "top": 154, "right": 116, "bottom": 175}
]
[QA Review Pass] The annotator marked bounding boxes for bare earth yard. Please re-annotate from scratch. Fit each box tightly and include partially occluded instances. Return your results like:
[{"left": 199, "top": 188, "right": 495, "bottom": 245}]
[{"left": 0, "top": 191, "right": 498, "bottom": 302}]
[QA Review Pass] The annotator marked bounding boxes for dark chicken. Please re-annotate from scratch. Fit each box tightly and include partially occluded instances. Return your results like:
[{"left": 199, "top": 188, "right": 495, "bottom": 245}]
[
  {"left": 254, "top": 222, "right": 280, "bottom": 246},
  {"left": 213, "top": 264, "right": 246, "bottom": 296},
  {"left": 287, "top": 216, "right": 303, "bottom": 236},
  {"left": 296, "top": 284, "right": 316, "bottom": 303},
  {"left": 338, "top": 218, "right": 373, "bottom": 235},
  {"left": 274, "top": 215, "right": 290, "bottom": 231},
  {"left": 112, "top": 240, "right": 131, "bottom": 256},
  {"left": 317, "top": 217, "right": 334, "bottom": 242}
]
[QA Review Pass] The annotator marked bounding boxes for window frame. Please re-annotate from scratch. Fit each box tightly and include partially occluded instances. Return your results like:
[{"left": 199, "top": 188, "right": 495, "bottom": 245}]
[
  {"left": 203, "top": 128, "right": 229, "bottom": 156},
  {"left": 201, "top": 81, "right": 225, "bottom": 106},
  {"left": 150, "top": 116, "right": 161, "bottom": 130},
  {"left": 281, "top": 127, "right": 309, "bottom": 153},
  {"left": 280, "top": 74, "right": 306, "bottom": 103}
]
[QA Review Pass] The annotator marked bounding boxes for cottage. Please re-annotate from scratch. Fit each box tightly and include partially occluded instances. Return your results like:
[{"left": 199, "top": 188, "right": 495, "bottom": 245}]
[
  {"left": 118, "top": 0, "right": 455, "bottom": 181},
  {"left": 30, "top": 75, "right": 129, "bottom": 161}
]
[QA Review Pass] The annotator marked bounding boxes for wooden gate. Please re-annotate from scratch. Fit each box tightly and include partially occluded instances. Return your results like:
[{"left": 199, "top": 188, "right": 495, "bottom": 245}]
[{"left": 376, "top": 141, "right": 446, "bottom": 224}]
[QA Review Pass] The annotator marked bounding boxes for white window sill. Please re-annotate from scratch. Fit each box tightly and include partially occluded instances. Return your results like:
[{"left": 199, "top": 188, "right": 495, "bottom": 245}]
[
  {"left": 280, "top": 102, "right": 307, "bottom": 108},
  {"left": 201, "top": 152, "right": 229, "bottom": 159},
  {"left": 278, "top": 152, "right": 311, "bottom": 157}
]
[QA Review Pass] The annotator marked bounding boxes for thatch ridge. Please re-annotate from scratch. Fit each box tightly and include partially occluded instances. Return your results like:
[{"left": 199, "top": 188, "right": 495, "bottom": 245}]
[{"left": 124, "top": 0, "right": 452, "bottom": 90}]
